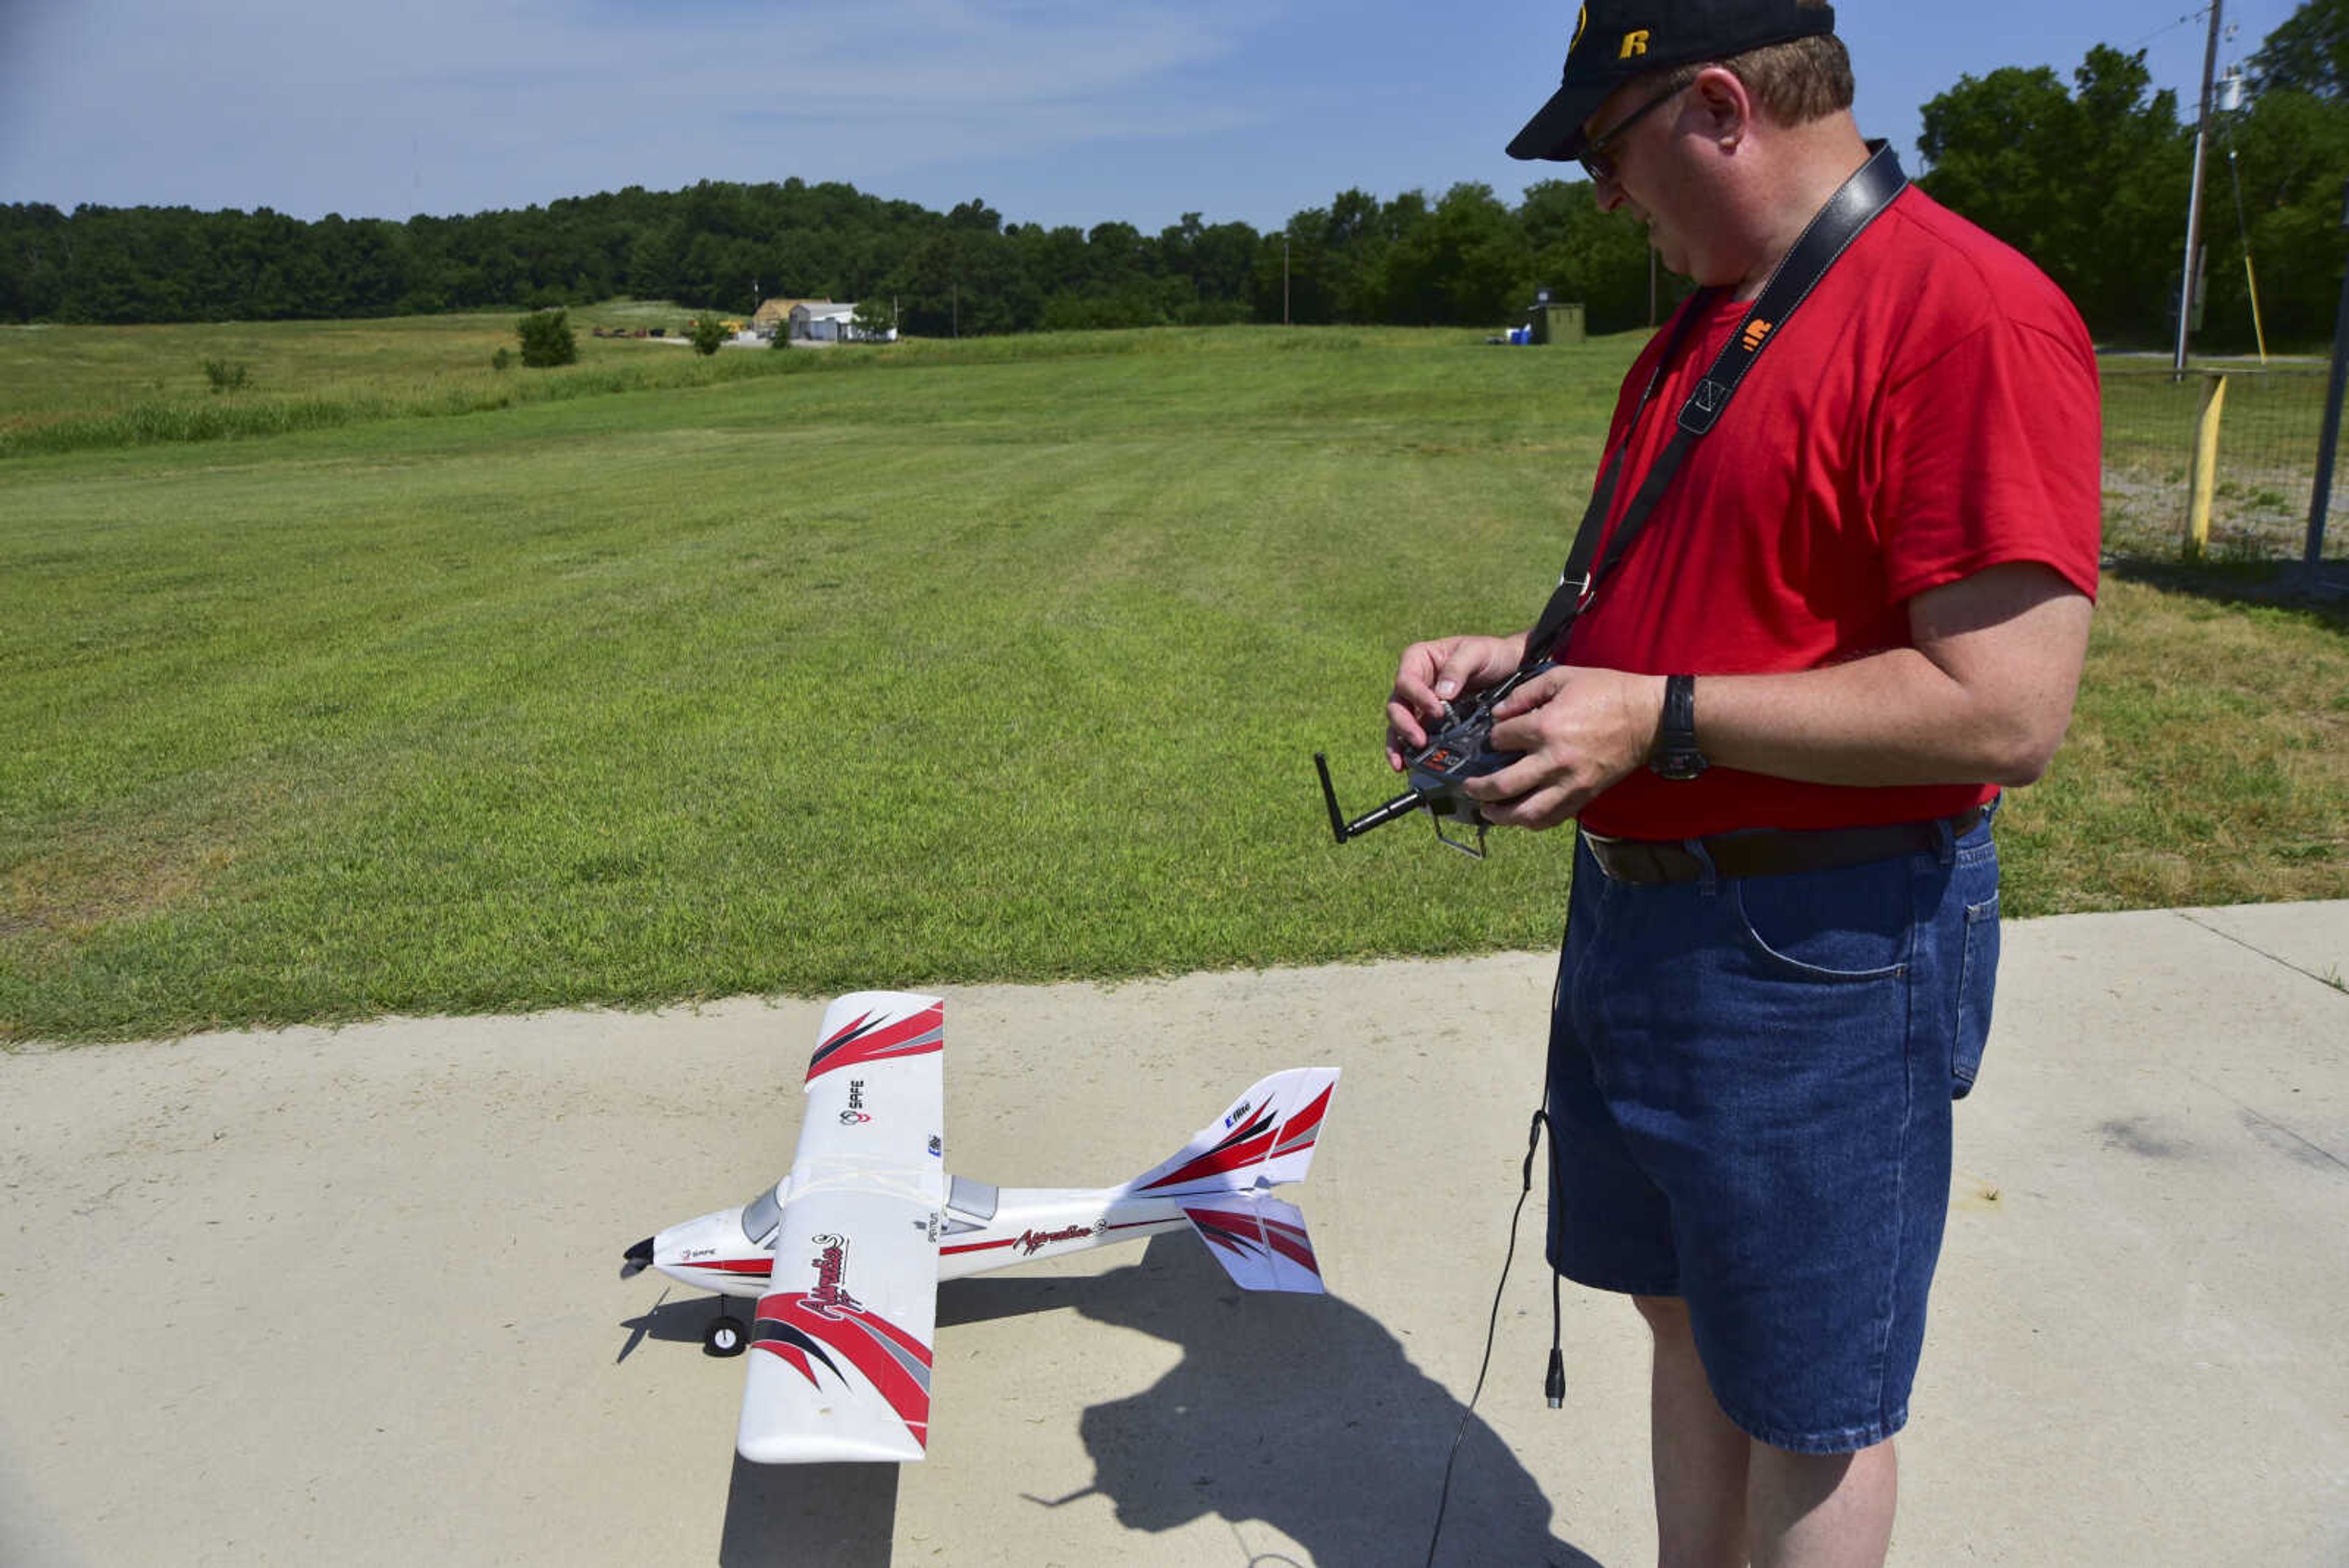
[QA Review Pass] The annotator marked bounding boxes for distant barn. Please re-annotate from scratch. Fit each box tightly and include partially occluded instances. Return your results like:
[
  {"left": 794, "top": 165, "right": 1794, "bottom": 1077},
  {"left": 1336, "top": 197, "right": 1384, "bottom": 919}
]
[
  {"left": 752, "top": 297, "right": 828, "bottom": 337},
  {"left": 788, "top": 301, "right": 894, "bottom": 343}
]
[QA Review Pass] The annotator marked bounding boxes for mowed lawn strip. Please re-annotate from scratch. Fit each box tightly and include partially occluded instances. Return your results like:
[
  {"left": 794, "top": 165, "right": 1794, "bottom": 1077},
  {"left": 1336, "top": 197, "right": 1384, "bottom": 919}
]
[{"left": 3, "top": 327, "right": 2343, "bottom": 1041}]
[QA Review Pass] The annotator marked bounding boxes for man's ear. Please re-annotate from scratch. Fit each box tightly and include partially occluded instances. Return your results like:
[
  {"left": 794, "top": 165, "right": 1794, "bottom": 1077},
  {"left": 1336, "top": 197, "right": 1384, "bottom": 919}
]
[{"left": 1686, "top": 65, "right": 1753, "bottom": 148}]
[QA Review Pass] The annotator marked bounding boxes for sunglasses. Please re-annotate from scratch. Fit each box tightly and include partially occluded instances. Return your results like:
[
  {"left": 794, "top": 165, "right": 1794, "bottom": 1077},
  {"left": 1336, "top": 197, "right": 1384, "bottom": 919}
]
[{"left": 1579, "top": 76, "right": 1693, "bottom": 184}]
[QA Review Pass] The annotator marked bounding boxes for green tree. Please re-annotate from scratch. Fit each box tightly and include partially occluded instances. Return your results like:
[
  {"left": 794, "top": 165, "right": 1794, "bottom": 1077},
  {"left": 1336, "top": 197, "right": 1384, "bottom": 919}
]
[
  {"left": 2200, "top": 86, "right": 2349, "bottom": 346},
  {"left": 516, "top": 307, "right": 577, "bottom": 366},
  {"left": 1382, "top": 184, "right": 1531, "bottom": 325},
  {"left": 1918, "top": 46, "right": 2189, "bottom": 340},
  {"left": 689, "top": 313, "right": 727, "bottom": 355},
  {"left": 1517, "top": 179, "right": 1661, "bottom": 333},
  {"left": 2250, "top": 0, "right": 2349, "bottom": 97}
]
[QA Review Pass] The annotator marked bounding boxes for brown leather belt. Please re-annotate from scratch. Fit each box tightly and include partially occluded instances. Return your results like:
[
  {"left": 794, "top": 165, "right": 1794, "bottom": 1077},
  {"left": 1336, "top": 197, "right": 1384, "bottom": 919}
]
[{"left": 1581, "top": 806, "right": 1986, "bottom": 886}]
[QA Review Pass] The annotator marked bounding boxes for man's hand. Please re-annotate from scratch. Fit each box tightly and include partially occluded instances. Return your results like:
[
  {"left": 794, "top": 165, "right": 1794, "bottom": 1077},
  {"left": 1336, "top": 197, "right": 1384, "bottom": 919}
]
[
  {"left": 1386, "top": 631, "right": 1531, "bottom": 769},
  {"left": 1458, "top": 665, "right": 1669, "bottom": 831}
]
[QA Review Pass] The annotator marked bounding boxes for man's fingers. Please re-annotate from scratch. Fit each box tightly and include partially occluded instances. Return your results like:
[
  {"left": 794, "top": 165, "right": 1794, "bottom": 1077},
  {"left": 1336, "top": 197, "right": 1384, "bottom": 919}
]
[
  {"left": 1472, "top": 780, "right": 1578, "bottom": 833},
  {"left": 1431, "top": 645, "right": 1488, "bottom": 703},
  {"left": 1490, "top": 666, "right": 1568, "bottom": 721},
  {"left": 1386, "top": 699, "right": 1430, "bottom": 754},
  {"left": 1463, "top": 751, "right": 1559, "bottom": 806}
]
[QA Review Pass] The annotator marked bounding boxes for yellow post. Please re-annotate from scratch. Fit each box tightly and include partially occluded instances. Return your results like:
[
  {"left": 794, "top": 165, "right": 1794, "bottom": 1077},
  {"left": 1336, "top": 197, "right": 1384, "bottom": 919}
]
[
  {"left": 2186, "top": 373, "right": 2228, "bottom": 560},
  {"left": 2245, "top": 255, "right": 2270, "bottom": 366}
]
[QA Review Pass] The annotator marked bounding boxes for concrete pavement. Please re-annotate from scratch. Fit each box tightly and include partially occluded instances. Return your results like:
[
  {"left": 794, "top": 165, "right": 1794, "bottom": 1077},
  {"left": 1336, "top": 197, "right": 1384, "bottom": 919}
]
[{"left": 2, "top": 902, "right": 2343, "bottom": 1566}]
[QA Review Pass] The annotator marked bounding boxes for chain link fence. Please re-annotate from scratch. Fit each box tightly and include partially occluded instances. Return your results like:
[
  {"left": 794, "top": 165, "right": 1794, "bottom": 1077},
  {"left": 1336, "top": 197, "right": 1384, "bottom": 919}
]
[{"left": 2102, "top": 363, "right": 2348, "bottom": 565}]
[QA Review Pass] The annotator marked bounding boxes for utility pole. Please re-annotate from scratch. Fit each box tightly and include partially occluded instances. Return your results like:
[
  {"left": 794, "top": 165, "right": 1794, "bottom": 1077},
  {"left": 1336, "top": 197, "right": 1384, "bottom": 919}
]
[
  {"left": 2172, "top": 0, "right": 2225, "bottom": 376},
  {"left": 2305, "top": 178, "right": 2349, "bottom": 579}
]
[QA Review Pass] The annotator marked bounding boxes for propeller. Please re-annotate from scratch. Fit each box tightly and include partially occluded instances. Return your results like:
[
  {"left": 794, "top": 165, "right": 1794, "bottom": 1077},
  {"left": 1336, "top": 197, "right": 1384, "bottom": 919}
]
[{"left": 620, "top": 1236, "right": 655, "bottom": 1280}]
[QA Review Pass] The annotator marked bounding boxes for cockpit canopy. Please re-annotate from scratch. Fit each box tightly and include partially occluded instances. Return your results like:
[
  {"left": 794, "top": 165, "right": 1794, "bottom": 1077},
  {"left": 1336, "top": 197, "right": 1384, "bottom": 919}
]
[{"left": 740, "top": 1183, "right": 782, "bottom": 1247}]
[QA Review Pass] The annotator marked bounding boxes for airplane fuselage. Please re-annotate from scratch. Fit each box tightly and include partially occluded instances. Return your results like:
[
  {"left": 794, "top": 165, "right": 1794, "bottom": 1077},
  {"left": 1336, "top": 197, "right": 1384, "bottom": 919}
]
[{"left": 646, "top": 1174, "right": 1198, "bottom": 1300}]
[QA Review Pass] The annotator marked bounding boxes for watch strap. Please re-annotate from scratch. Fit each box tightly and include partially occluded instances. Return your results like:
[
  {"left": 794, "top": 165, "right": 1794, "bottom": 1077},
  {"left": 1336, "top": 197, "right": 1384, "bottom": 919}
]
[{"left": 1651, "top": 674, "right": 1705, "bottom": 780}]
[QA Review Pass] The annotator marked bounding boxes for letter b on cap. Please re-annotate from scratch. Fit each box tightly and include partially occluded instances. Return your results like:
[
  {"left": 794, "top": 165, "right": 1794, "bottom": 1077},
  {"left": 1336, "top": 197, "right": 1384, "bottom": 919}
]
[{"left": 1620, "top": 29, "right": 1650, "bottom": 58}]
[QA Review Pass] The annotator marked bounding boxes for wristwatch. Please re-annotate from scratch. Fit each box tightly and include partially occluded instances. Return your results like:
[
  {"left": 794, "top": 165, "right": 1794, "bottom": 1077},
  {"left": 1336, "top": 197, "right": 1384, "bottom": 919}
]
[{"left": 1649, "top": 674, "right": 1707, "bottom": 781}]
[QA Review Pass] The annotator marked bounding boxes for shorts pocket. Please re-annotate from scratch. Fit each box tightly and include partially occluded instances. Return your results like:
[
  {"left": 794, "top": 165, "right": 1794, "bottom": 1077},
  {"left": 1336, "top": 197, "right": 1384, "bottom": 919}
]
[
  {"left": 1951, "top": 891, "right": 2000, "bottom": 1098},
  {"left": 1729, "top": 858, "right": 1913, "bottom": 983}
]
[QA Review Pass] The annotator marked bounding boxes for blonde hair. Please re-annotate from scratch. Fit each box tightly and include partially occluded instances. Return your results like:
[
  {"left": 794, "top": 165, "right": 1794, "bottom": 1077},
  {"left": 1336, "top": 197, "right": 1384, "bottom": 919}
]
[
  {"left": 1672, "top": 3, "right": 1854, "bottom": 130},
  {"left": 1725, "top": 33, "right": 1855, "bottom": 125}
]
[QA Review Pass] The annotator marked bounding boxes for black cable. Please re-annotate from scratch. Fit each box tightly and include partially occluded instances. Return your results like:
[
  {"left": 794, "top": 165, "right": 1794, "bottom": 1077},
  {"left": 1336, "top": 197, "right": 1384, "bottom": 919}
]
[{"left": 1423, "top": 1108, "right": 1559, "bottom": 1568}]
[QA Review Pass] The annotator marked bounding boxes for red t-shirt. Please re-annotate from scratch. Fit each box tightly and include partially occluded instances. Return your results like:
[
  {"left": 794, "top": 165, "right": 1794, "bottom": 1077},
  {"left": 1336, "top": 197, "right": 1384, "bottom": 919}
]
[{"left": 1563, "top": 184, "right": 2103, "bottom": 839}]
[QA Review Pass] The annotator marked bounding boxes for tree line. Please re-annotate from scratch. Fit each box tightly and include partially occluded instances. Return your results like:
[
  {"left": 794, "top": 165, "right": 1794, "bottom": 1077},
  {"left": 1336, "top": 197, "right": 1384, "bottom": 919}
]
[
  {"left": 6, "top": 0, "right": 2348, "bottom": 347},
  {"left": 0, "top": 174, "right": 1654, "bottom": 338}
]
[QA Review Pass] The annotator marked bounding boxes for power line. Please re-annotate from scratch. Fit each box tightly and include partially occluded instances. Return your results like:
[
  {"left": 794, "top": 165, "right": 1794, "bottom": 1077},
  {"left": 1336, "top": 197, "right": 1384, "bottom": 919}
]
[{"left": 2132, "top": 7, "right": 2209, "bottom": 53}]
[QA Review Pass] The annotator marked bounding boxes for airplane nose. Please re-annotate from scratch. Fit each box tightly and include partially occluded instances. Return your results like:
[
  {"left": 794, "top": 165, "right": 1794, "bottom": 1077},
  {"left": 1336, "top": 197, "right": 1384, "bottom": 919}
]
[{"left": 621, "top": 1236, "right": 655, "bottom": 1279}]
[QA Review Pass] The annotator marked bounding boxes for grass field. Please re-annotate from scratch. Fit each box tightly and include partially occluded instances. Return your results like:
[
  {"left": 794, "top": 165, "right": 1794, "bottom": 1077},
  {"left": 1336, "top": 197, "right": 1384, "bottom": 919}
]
[{"left": 3, "top": 315, "right": 2344, "bottom": 1042}]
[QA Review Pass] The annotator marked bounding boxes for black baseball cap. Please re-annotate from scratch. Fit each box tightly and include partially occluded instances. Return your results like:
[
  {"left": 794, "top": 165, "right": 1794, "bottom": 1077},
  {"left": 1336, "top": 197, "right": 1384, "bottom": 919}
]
[{"left": 1506, "top": 0, "right": 1838, "bottom": 162}]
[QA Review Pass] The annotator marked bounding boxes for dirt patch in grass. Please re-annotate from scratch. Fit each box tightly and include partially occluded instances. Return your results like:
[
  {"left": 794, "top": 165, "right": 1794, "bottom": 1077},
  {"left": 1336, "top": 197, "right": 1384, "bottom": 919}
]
[{"left": 4, "top": 838, "right": 239, "bottom": 944}]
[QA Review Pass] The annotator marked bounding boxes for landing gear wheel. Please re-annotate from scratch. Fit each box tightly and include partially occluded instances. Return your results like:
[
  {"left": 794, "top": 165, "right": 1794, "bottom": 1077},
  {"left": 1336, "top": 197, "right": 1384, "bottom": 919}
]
[{"left": 703, "top": 1315, "right": 748, "bottom": 1358}]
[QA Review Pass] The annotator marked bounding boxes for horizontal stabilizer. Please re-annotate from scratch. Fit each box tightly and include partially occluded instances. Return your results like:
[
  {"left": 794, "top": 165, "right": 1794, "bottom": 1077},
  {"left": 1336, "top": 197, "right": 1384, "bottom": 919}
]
[
  {"left": 1182, "top": 1193, "right": 1325, "bottom": 1294},
  {"left": 1127, "top": 1067, "right": 1338, "bottom": 1197}
]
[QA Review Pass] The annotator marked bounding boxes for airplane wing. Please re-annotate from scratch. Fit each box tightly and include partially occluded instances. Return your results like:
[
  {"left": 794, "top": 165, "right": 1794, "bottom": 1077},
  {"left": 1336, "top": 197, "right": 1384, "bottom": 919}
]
[{"left": 737, "top": 992, "right": 947, "bottom": 1464}]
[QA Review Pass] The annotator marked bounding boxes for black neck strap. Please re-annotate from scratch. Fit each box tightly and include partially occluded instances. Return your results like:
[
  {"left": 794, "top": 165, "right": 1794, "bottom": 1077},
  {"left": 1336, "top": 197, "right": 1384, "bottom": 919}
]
[{"left": 1520, "top": 140, "right": 1907, "bottom": 670}]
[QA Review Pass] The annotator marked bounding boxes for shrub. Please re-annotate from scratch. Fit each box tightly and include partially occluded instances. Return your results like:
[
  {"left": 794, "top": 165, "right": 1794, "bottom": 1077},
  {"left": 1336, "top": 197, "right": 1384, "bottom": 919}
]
[
  {"left": 201, "top": 357, "right": 251, "bottom": 393},
  {"left": 689, "top": 314, "right": 727, "bottom": 356},
  {"left": 491, "top": 346, "right": 512, "bottom": 371},
  {"left": 516, "top": 309, "right": 578, "bottom": 368}
]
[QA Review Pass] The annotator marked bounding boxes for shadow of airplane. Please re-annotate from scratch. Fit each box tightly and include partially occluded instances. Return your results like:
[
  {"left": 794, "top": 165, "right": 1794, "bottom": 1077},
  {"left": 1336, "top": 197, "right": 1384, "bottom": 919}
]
[
  {"left": 628, "top": 1238, "right": 1608, "bottom": 1566},
  {"left": 616, "top": 1292, "right": 903, "bottom": 1567},
  {"left": 944, "top": 1236, "right": 1607, "bottom": 1568},
  {"left": 615, "top": 1288, "right": 727, "bottom": 1364},
  {"left": 719, "top": 1458, "right": 899, "bottom": 1568}
]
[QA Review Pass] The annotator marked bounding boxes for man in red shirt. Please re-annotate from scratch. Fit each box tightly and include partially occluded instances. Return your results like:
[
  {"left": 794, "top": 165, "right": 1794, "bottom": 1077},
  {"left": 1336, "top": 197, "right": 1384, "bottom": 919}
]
[{"left": 1386, "top": 3, "right": 2099, "bottom": 1564}]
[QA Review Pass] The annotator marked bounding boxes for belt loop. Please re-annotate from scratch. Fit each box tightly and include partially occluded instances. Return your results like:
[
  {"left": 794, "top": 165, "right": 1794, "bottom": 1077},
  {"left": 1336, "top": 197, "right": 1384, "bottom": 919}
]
[
  {"left": 1932, "top": 814, "right": 1956, "bottom": 868},
  {"left": 1683, "top": 836, "right": 1720, "bottom": 896}
]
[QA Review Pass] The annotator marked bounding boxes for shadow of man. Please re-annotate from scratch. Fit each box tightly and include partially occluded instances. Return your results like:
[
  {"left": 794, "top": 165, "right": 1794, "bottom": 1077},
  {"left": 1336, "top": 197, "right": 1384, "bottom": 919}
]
[{"left": 943, "top": 1235, "right": 1606, "bottom": 1568}]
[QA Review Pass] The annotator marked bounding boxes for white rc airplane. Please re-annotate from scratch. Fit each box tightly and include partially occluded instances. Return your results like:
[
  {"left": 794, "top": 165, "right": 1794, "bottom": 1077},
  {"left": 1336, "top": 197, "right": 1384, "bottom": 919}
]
[{"left": 622, "top": 990, "right": 1340, "bottom": 1465}]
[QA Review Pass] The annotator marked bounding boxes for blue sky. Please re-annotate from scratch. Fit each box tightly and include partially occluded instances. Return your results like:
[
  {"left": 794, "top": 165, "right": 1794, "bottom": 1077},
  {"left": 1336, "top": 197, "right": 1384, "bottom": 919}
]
[{"left": 0, "top": 1, "right": 2310, "bottom": 232}]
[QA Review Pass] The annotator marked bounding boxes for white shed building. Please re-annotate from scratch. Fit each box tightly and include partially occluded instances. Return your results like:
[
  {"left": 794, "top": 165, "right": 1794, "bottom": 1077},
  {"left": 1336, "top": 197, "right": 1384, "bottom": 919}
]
[{"left": 790, "top": 301, "right": 895, "bottom": 343}]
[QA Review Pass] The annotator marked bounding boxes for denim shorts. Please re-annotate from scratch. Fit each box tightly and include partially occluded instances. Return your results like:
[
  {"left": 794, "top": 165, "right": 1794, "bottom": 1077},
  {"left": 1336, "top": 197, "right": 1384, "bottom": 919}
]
[{"left": 1546, "top": 804, "right": 2000, "bottom": 1455}]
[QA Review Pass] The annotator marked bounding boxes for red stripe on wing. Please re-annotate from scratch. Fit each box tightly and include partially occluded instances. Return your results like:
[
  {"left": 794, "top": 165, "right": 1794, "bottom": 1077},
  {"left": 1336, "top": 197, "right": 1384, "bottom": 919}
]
[
  {"left": 756, "top": 1293, "right": 933, "bottom": 1447},
  {"left": 806, "top": 1002, "right": 945, "bottom": 1084},
  {"left": 1261, "top": 1216, "right": 1320, "bottom": 1275},
  {"left": 1184, "top": 1205, "right": 1321, "bottom": 1279}
]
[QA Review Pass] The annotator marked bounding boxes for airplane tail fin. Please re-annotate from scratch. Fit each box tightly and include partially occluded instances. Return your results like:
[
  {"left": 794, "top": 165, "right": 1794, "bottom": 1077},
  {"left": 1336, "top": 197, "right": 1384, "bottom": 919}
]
[
  {"left": 1181, "top": 1192, "right": 1326, "bottom": 1294},
  {"left": 1123, "top": 1066, "right": 1338, "bottom": 1198},
  {"left": 1121, "top": 1067, "right": 1338, "bottom": 1292}
]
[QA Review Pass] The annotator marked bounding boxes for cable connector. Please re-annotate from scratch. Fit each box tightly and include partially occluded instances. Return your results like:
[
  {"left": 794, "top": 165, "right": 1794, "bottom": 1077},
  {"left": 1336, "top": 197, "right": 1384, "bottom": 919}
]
[{"left": 1545, "top": 1347, "right": 1565, "bottom": 1410}]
